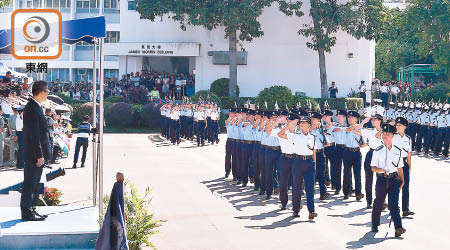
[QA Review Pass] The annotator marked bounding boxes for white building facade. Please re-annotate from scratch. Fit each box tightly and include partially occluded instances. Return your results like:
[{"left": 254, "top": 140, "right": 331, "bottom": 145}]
[{"left": 0, "top": 0, "right": 376, "bottom": 97}]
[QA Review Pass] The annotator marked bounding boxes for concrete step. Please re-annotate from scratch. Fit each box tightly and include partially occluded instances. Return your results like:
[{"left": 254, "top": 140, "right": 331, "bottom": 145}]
[{"left": 0, "top": 206, "right": 99, "bottom": 249}]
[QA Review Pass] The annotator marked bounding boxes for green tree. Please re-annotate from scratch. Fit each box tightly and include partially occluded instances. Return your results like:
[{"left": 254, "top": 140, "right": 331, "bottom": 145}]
[
  {"left": 136, "top": 0, "right": 303, "bottom": 98},
  {"left": 287, "top": 0, "right": 385, "bottom": 98},
  {"left": 406, "top": 0, "right": 450, "bottom": 82},
  {"left": 0, "top": 0, "right": 11, "bottom": 8}
]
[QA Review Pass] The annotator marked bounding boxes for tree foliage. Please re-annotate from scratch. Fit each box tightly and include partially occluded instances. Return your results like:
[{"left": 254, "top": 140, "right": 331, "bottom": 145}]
[{"left": 0, "top": 0, "right": 12, "bottom": 8}]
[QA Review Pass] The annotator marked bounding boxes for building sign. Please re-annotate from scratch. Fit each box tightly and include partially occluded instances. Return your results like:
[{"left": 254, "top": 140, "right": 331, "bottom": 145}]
[{"left": 105, "top": 42, "right": 200, "bottom": 57}]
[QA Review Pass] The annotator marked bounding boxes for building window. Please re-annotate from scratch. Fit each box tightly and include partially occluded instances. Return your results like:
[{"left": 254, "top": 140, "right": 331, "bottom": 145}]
[
  {"left": 47, "top": 0, "right": 71, "bottom": 8},
  {"left": 128, "top": 1, "right": 136, "bottom": 11},
  {"left": 76, "top": 0, "right": 98, "bottom": 9},
  {"left": 105, "top": 31, "right": 120, "bottom": 43},
  {"left": 104, "top": 0, "right": 118, "bottom": 9},
  {"left": 104, "top": 69, "right": 119, "bottom": 79}
]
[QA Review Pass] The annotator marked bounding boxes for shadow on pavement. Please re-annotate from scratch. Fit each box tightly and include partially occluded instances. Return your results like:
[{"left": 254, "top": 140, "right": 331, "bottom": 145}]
[{"left": 346, "top": 231, "right": 402, "bottom": 249}]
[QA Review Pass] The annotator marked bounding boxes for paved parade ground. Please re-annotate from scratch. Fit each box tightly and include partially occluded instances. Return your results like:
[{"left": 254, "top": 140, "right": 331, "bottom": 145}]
[{"left": 2, "top": 133, "right": 450, "bottom": 250}]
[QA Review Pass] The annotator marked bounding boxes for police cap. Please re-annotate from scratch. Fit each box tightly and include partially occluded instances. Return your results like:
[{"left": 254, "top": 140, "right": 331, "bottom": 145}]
[{"left": 395, "top": 117, "right": 408, "bottom": 127}]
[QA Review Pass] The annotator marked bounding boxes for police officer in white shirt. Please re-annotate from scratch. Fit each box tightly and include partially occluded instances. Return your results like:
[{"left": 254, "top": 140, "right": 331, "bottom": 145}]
[
  {"left": 371, "top": 123, "right": 406, "bottom": 238},
  {"left": 443, "top": 105, "right": 450, "bottom": 157},
  {"left": 16, "top": 105, "right": 25, "bottom": 169},
  {"left": 169, "top": 105, "right": 181, "bottom": 145},
  {"left": 434, "top": 107, "right": 448, "bottom": 156},
  {"left": 359, "top": 81, "right": 367, "bottom": 107},
  {"left": 390, "top": 84, "right": 400, "bottom": 103},
  {"left": 240, "top": 109, "right": 255, "bottom": 187},
  {"left": 394, "top": 117, "right": 415, "bottom": 217},
  {"left": 257, "top": 111, "right": 270, "bottom": 195},
  {"left": 310, "top": 111, "right": 331, "bottom": 200},
  {"left": 372, "top": 99, "right": 386, "bottom": 119},
  {"left": 416, "top": 105, "right": 431, "bottom": 153},
  {"left": 380, "top": 82, "right": 390, "bottom": 108},
  {"left": 278, "top": 112, "right": 299, "bottom": 210},
  {"left": 385, "top": 102, "right": 395, "bottom": 121},
  {"left": 263, "top": 110, "right": 282, "bottom": 200},
  {"left": 250, "top": 110, "right": 265, "bottom": 190},
  {"left": 279, "top": 114, "right": 317, "bottom": 219},
  {"left": 209, "top": 106, "right": 220, "bottom": 144},
  {"left": 354, "top": 114, "right": 383, "bottom": 208},
  {"left": 225, "top": 108, "right": 236, "bottom": 178},
  {"left": 331, "top": 109, "right": 348, "bottom": 194},
  {"left": 195, "top": 105, "right": 207, "bottom": 147},
  {"left": 322, "top": 109, "right": 335, "bottom": 186}
]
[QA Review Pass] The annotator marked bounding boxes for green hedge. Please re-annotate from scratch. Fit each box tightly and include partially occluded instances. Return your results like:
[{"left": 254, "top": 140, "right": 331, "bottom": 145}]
[
  {"left": 314, "top": 98, "right": 363, "bottom": 110},
  {"left": 105, "top": 96, "right": 125, "bottom": 103},
  {"left": 255, "top": 86, "right": 317, "bottom": 110},
  {"left": 411, "top": 83, "right": 450, "bottom": 102},
  {"left": 210, "top": 78, "right": 240, "bottom": 97}
]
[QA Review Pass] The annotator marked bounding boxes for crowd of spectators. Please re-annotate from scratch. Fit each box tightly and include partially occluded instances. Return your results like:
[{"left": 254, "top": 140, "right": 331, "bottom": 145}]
[{"left": 48, "top": 70, "right": 196, "bottom": 102}]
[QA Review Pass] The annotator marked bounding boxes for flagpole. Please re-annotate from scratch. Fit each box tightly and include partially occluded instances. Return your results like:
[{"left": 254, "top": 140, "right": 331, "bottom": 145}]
[
  {"left": 92, "top": 38, "right": 97, "bottom": 207},
  {"left": 98, "top": 38, "right": 105, "bottom": 215}
]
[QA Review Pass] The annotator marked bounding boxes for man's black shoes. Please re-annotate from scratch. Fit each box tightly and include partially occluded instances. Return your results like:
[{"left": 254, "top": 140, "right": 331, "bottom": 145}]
[
  {"left": 402, "top": 211, "right": 415, "bottom": 217},
  {"left": 320, "top": 193, "right": 330, "bottom": 200},
  {"left": 22, "top": 214, "right": 45, "bottom": 221},
  {"left": 308, "top": 212, "right": 318, "bottom": 220},
  {"left": 72, "top": 164, "right": 77, "bottom": 168},
  {"left": 292, "top": 212, "right": 300, "bottom": 218},
  {"left": 33, "top": 208, "right": 48, "bottom": 218},
  {"left": 371, "top": 226, "right": 378, "bottom": 233},
  {"left": 395, "top": 227, "right": 406, "bottom": 237}
]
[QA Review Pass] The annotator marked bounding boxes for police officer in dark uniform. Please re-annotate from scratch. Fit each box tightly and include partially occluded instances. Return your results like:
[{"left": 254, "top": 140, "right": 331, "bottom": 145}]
[{"left": 371, "top": 123, "right": 406, "bottom": 237}]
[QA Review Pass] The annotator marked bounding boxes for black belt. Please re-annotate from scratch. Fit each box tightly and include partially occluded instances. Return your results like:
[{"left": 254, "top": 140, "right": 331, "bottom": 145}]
[
  {"left": 316, "top": 148, "right": 324, "bottom": 153},
  {"left": 282, "top": 153, "right": 297, "bottom": 159},
  {"left": 336, "top": 144, "right": 346, "bottom": 148},
  {"left": 296, "top": 155, "right": 313, "bottom": 160},
  {"left": 345, "top": 147, "right": 360, "bottom": 152},
  {"left": 264, "top": 145, "right": 280, "bottom": 150},
  {"left": 197, "top": 120, "right": 205, "bottom": 123},
  {"left": 377, "top": 172, "right": 398, "bottom": 178},
  {"left": 243, "top": 140, "right": 255, "bottom": 144}
]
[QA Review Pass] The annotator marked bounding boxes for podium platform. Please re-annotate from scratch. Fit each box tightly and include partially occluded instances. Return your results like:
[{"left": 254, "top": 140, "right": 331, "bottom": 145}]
[{"left": 0, "top": 206, "right": 99, "bottom": 249}]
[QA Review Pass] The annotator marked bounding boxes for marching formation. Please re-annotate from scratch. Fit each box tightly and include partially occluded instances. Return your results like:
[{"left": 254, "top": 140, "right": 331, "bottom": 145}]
[
  {"left": 159, "top": 102, "right": 221, "bottom": 147},
  {"left": 222, "top": 99, "right": 448, "bottom": 238}
]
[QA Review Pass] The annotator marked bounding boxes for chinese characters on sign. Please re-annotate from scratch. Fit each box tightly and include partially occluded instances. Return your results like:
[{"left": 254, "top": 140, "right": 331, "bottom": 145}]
[
  {"left": 127, "top": 44, "right": 174, "bottom": 55},
  {"left": 26, "top": 62, "right": 48, "bottom": 73}
]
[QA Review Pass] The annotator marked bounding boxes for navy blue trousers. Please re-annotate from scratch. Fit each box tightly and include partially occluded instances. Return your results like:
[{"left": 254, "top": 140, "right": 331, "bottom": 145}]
[
  {"left": 196, "top": 121, "right": 206, "bottom": 145},
  {"left": 325, "top": 146, "right": 335, "bottom": 187},
  {"left": 258, "top": 146, "right": 267, "bottom": 193},
  {"left": 225, "top": 139, "right": 232, "bottom": 175},
  {"left": 252, "top": 143, "right": 261, "bottom": 189},
  {"left": 315, "top": 151, "right": 327, "bottom": 196},
  {"left": 231, "top": 141, "right": 238, "bottom": 179},
  {"left": 444, "top": 127, "right": 450, "bottom": 156},
  {"left": 402, "top": 159, "right": 410, "bottom": 212},
  {"left": 292, "top": 158, "right": 315, "bottom": 213},
  {"left": 364, "top": 149, "right": 374, "bottom": 206},
  {"left": 434, "top": 127, "right": 446, "bottom": 154},
  {"left": 332, "top": 146, "right": 344, "bottom": 192},
  {"left": 236, "top": 141, "right": 243, "bottom": 181},
  {"left": 343, "top": 149, "right": 362, "bottom": 197},
  {"left": 241, "top": 143, "right": 254, "bottom": 185},
  {"left": 279, "top": 156, "right": 295, "bottom": 207},
  {"left": 372, "top": 175, "right": 402, "bottom": 229},
  {"left": 265, "top": 148, "right": 281, "bottom": 196}
]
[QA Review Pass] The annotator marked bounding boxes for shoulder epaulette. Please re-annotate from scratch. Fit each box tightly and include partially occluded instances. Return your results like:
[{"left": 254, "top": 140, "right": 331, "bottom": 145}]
[{"left": 374, "top": 145, "right": 384, "bottom": 151}]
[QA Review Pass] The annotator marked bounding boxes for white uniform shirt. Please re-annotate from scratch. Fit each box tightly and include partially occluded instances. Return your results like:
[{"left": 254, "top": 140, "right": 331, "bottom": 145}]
[
  {"left": 288, "top": 132, "right": 315, "bottom": 156},
  {"left": 436, "top": 113, "right": 447, "bottom": 128},
  {"left": 375, "top": 105, "right": 385, "bottom": 117},
  {"left": 1, "top": 100, "right": 12, "bottom": 115},
  {"left": 16, "top": 115, "right": 23, "bottom": 131},
  {"left": 393, "top": 133, "right": 412, "bottom": 168},
  {"left": 391, "top": 86, "right": 400, "bottom": 96},
  {"left": 380, "top": 85, "right": 389, "bottom": 93},
  {"left": 196, "top": 111, "right": 206, "bottom": 121},
  {"left": 279, "top": 131, "right": 296, "bottom": 154},
  {"left": 361, "top": 128, "right": 383, "bottom": 149},
  {"left": 210, "top": 111, "right": 219, "bottom": 121},
  {"left": 371, "top": 144, "right": 403, "bottom": 174},
  {"left": 359, "top": 85, "right": 367, "bottom": 93},
  {"left": 170, "top": 110, "right": 180, "bottom": 120}
]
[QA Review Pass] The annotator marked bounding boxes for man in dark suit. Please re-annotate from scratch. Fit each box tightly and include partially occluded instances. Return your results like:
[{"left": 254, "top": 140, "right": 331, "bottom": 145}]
[{"left": 20, "top": 81, "right": 52, "bottom": 221}]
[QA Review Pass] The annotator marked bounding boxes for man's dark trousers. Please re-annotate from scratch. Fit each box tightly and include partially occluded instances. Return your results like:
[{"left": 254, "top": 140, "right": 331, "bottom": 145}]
[
  {"left": 251, "top": 143, "right": 261, "bottom": 189},
  {"left": 402, "top": 160, "right": 410, "bottom": 213},
  {"left": 230, "top": 141, "right": 238, "bottom": 179},
  {"left": 74, "top": 137, "right": 89, "bottom": 164},
  {"left": 443, "top": 127, "right": 450, "bottom": 156},
  {"left": 343, "top": 149, "right": 362, "bottom": 197},
  {"left": 315, "top": 151, "right": 327, "bottom": 196},
  {"left": 364, "top": 149, "right": 374, "bottom": 206},
  {"left": 415, "top": 125, "right": 426, "bottom": 152},
  {"left": 258, "top": 146, "right": 267, "bottom": 193},
  {"left": 325, "top": 146, "right": 335, "bottom": 187},
  {"left": 20, "top": 161, "right": 43, "bottom": 217},
  {"left": 236, "top": 141, "right": 243, "bottom": 181},
  {"left": 279, "top": 156, "right": 295, "bottom": 207},
  {"left": 225, "top": 138, "right": 232, "bottom": 176},
  {"left": 292, "top": 158, "right": 315, "bottom": 214},
  {"left": 196, "top": 121, "right": 205, "bottom": 145},
  {"left": 264, "top": 148, "right": 281, "bottom": 196},
  {"left": 332, "top": 145, "right": 344, "bottom": 192},
  {"left": 241, "top": 143, "right": 253, "bottom": 185},
  {"left": 372, "top": 175, "right": 402, "bottom": 229},
  {"left": 423, "top": 126, "right": 433, "bottom": 153},
  {"left": 434, "top": 127, "right": 446, "bottom": 155}
]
